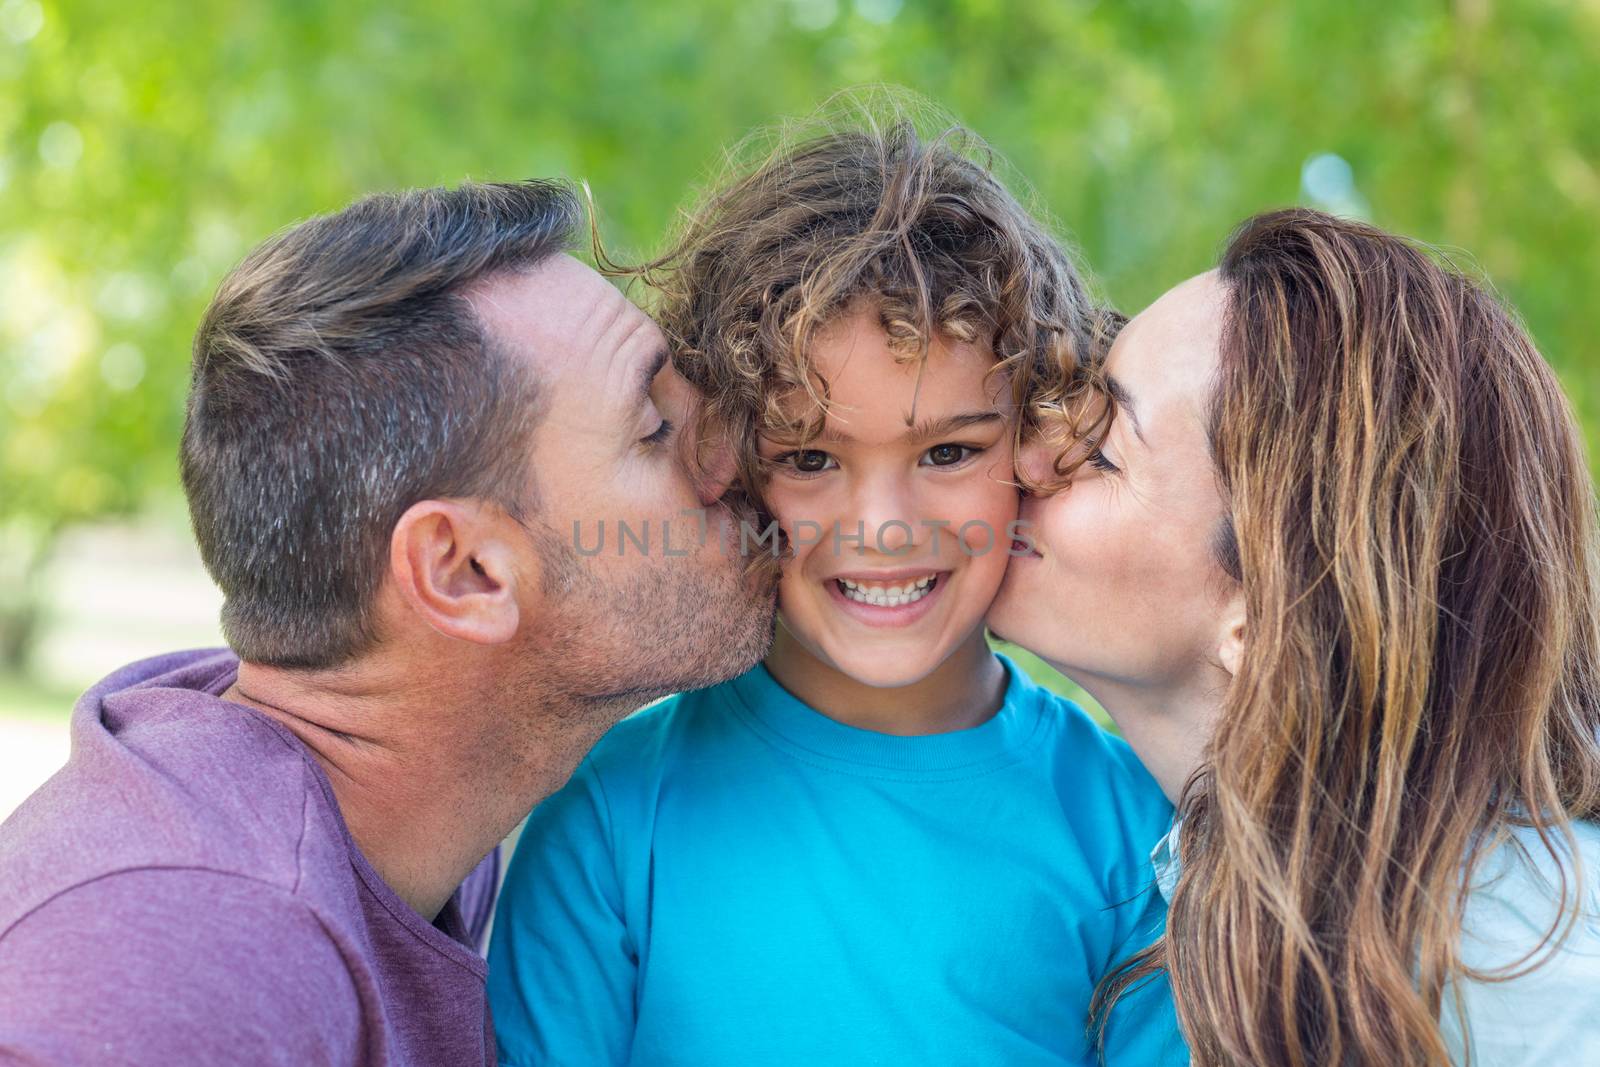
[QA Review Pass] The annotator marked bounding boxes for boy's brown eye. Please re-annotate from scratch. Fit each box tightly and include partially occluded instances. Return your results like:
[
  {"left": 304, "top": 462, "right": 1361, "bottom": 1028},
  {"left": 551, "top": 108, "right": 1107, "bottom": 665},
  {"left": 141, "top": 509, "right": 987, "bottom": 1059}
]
[
  {"left": 770, "top": 448, "right": 836, "bottom": 474},
  {"left": 924, "top": 444, "right": 974, "bottom": 467}
]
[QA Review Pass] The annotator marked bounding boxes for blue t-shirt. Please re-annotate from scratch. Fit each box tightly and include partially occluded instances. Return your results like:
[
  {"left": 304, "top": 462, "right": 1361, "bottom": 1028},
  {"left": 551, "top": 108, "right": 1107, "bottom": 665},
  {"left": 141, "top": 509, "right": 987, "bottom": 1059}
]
[{"left": 488, "top": 655, "right": 1187, "bottom": 1066}]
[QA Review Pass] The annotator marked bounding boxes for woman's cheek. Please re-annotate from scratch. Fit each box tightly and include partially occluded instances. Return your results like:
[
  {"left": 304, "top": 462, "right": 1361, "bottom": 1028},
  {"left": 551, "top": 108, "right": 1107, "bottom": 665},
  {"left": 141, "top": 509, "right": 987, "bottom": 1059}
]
[{"left": 1034, "top": 489, "right": 1090, "bottom": 567}]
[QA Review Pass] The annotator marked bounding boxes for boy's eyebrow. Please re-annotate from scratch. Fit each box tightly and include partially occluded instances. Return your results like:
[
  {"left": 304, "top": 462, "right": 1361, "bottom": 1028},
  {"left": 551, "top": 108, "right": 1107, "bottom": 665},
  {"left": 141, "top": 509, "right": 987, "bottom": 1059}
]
[{"left": 815, "top": 411, "right": 1003, "bottom": 445}]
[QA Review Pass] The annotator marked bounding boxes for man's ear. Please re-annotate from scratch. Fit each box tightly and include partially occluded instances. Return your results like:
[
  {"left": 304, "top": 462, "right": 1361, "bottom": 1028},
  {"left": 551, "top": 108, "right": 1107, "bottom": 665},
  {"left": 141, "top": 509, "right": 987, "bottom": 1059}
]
[
  {"left": 1216, "top": 589, "right": 1247, "bottom": 679},
  {"left": 388, "top": 500, "right": 530, "bottom": 645}
]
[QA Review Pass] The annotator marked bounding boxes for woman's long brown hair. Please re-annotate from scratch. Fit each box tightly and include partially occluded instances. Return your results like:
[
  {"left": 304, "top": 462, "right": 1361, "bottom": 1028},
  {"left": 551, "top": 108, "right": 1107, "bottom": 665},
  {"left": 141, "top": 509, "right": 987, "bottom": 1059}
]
[{"left": 1094, "top": 209, "right": 1600, "bottom": 1066}]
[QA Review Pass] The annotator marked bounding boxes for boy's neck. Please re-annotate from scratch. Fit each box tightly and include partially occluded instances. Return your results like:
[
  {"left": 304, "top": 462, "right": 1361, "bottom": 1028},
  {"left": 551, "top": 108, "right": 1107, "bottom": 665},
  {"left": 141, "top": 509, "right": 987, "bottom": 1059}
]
[{"left": 763, "top": 624, "right": 1008, "bottom": 736}]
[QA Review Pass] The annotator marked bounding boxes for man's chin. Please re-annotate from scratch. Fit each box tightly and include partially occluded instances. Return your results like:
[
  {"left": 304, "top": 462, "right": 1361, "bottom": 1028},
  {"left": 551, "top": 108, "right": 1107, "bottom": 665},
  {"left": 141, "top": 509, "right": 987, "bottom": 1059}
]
[{"left": 694, "top": 595, "right": 777, "bottom": 690}]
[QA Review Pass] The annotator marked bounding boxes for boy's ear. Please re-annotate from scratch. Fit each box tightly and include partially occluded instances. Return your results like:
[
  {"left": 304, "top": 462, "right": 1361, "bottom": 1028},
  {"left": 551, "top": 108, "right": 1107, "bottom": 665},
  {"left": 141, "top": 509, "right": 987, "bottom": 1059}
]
[
  {"left": 1216, "top": 590, "right": 1246, "bottom": 679},
  {"left": 388, "top": 500, "right": 529, "bottom": 645}
]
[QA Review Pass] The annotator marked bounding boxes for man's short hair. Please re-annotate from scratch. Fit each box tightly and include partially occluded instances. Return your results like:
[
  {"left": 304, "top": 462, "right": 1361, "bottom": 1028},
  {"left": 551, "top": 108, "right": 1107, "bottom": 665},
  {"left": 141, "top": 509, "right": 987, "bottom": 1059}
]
[{"left": 181, "top": 180, "right": 580, "bottom": 669}]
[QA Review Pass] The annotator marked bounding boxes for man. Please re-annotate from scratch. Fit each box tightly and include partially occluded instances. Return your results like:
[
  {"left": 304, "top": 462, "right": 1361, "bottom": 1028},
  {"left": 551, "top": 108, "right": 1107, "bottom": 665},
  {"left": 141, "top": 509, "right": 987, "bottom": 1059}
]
[{"left": 0, "top": 180, "right": 775, "bottom": 1065}]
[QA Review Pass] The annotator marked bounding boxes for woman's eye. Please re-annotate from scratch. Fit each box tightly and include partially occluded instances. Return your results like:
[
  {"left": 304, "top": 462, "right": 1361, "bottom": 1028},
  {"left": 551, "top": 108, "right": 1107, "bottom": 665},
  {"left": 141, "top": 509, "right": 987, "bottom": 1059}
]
[
  {"left": 923, "top": 443, "right": 978, "bottom": 467},
  {"left": 1087, "top": 448, "right": 1119, "bottom": 474},
  {"left": 775, "top": 449, "right": 835, "bottom": 474}
]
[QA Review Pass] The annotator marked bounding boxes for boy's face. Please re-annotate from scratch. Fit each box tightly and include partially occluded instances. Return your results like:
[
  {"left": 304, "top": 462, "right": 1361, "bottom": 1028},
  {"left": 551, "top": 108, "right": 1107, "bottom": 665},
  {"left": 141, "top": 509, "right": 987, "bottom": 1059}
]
[{"left": 757, "top": 303, "right": 1019, "bottom": 689}]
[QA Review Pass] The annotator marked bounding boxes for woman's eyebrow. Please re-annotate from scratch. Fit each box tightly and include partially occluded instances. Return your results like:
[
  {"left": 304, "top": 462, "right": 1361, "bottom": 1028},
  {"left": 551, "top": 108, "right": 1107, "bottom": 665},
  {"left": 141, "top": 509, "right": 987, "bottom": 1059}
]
[{"left": 1104, "top": 375, "right": 1146, "bottom": 445}]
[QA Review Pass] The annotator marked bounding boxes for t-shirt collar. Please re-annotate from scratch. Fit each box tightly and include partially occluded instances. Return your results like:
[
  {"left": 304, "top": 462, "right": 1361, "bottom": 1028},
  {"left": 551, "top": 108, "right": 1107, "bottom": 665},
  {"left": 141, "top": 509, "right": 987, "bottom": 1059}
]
[{"left": 1151, "top": 818, "right": 1183, "bottom": 904}]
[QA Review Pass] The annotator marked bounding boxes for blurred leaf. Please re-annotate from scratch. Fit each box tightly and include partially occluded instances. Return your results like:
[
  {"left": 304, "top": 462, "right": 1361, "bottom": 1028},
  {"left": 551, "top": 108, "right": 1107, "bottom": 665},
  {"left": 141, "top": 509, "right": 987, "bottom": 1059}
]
[{"left": 3, "top": 0, "right": 1597, "bottom": 541}]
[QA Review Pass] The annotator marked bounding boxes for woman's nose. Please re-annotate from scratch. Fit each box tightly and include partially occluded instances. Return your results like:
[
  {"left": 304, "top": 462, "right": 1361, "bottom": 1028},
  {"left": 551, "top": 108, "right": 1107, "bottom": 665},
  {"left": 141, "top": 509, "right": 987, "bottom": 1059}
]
[{"left": 1016, "top": 438, "right": 1056, "bottom": 490}]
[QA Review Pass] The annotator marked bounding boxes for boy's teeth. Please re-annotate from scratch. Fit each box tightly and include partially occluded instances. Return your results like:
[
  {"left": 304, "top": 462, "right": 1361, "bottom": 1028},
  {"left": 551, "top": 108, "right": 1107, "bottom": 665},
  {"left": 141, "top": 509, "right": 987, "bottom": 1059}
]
[{"left": 836, "top": 575, "right": 938, "bottom": 607}]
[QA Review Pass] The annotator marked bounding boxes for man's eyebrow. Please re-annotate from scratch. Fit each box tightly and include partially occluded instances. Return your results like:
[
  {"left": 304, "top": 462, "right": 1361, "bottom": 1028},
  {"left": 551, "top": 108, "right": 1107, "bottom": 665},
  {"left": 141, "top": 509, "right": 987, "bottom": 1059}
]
[
  {"left": 1103, "top": 375, "right": 1146, "bottom": 445},
  {"left": 633, "top": 347, "right": 669, "bottom": 413},
  {"left": 814, "top": 411, "right": 1003, "bottom": 445}
]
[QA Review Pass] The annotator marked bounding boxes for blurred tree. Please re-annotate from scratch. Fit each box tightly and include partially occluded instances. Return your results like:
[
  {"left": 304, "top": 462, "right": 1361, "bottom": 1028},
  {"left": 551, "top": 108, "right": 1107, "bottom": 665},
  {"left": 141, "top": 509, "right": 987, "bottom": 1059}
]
[{"left": 2, "top": 0, "right": 1597, "bottom": 667}]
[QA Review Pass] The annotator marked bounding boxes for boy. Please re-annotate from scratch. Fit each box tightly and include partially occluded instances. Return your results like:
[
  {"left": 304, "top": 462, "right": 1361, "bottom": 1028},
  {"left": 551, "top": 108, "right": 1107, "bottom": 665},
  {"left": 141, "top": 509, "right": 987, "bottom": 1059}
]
[{"left": 489, "top": 116, "right": 1186, "bottom": 1066}]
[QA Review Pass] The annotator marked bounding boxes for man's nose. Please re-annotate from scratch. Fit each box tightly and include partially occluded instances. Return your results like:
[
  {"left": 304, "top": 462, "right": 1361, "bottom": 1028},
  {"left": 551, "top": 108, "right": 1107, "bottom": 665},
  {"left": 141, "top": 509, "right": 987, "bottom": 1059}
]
[
  {"left": 690, "top": 433, "right": 738, "bottom": 508},
  {"left": 674, "top": 403, "right": 737, "bottom": 508},
  {"left": 666, "top": 373, "right": 738, "bottom": 507}
]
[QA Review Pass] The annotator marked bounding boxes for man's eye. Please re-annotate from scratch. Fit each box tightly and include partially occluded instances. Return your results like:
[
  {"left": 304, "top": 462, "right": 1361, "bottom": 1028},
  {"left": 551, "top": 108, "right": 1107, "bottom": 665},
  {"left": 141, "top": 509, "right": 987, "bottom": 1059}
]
[
  {"left": 774, "top": 449, "right": 835, "bottom": 474},
  {"left": 922, "top": 443, "right": 979, "bottom": 467},
  {"left": 641, "top": 419, "right": 675, "bottom": 446}
]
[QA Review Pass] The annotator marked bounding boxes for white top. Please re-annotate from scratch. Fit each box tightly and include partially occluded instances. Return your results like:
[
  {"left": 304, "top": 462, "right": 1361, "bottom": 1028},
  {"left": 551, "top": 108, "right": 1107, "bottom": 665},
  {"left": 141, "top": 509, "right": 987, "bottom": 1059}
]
[{"left": 1151, "top": 818, "right": 1600, "bottom": 1065}]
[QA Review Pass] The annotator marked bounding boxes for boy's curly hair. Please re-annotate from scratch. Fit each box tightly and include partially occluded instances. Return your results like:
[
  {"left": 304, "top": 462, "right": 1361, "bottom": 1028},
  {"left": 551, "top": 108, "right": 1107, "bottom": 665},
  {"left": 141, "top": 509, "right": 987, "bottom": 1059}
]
[{"left": 614, "top": 97, "right": 1120, "bottom": 520}]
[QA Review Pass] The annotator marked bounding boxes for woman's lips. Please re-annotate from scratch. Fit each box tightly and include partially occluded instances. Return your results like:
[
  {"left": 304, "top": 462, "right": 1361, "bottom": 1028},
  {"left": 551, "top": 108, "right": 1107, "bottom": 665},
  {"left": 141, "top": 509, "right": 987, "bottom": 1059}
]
[{"left": 1011, "top": 538, "right": 1042, "bottom": 558}]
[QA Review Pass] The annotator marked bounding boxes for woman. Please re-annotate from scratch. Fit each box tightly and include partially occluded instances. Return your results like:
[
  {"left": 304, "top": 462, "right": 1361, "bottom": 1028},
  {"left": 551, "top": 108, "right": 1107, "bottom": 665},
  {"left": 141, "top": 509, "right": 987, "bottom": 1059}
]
[{"left": 988, "top": 208, "right": 1600, "bottom": 1066}]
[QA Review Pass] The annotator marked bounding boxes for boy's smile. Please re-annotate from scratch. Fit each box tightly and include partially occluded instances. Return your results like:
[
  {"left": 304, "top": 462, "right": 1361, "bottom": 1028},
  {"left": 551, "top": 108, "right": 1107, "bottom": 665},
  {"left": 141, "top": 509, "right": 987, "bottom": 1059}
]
[{"left": 826, "top": 567, "right": 949, "bottom": 625}]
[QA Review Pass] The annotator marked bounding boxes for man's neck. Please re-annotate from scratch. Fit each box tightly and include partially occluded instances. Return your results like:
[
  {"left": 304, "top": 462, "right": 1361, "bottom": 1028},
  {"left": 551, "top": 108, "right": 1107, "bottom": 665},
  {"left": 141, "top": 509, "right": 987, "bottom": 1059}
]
[{"left": 223, "top": 649, "right": 595, "bottom": 922}]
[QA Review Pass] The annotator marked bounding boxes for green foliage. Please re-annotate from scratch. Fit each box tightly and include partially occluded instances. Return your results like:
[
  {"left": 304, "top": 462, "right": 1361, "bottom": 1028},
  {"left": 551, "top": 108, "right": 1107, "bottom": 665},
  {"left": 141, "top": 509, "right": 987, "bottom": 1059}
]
[
  {"left": 0, "top": 666, "right": 74, "bottom": 720},
  {"left": 3, "top": 0, "right": 1598, "bottom": 540}
]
